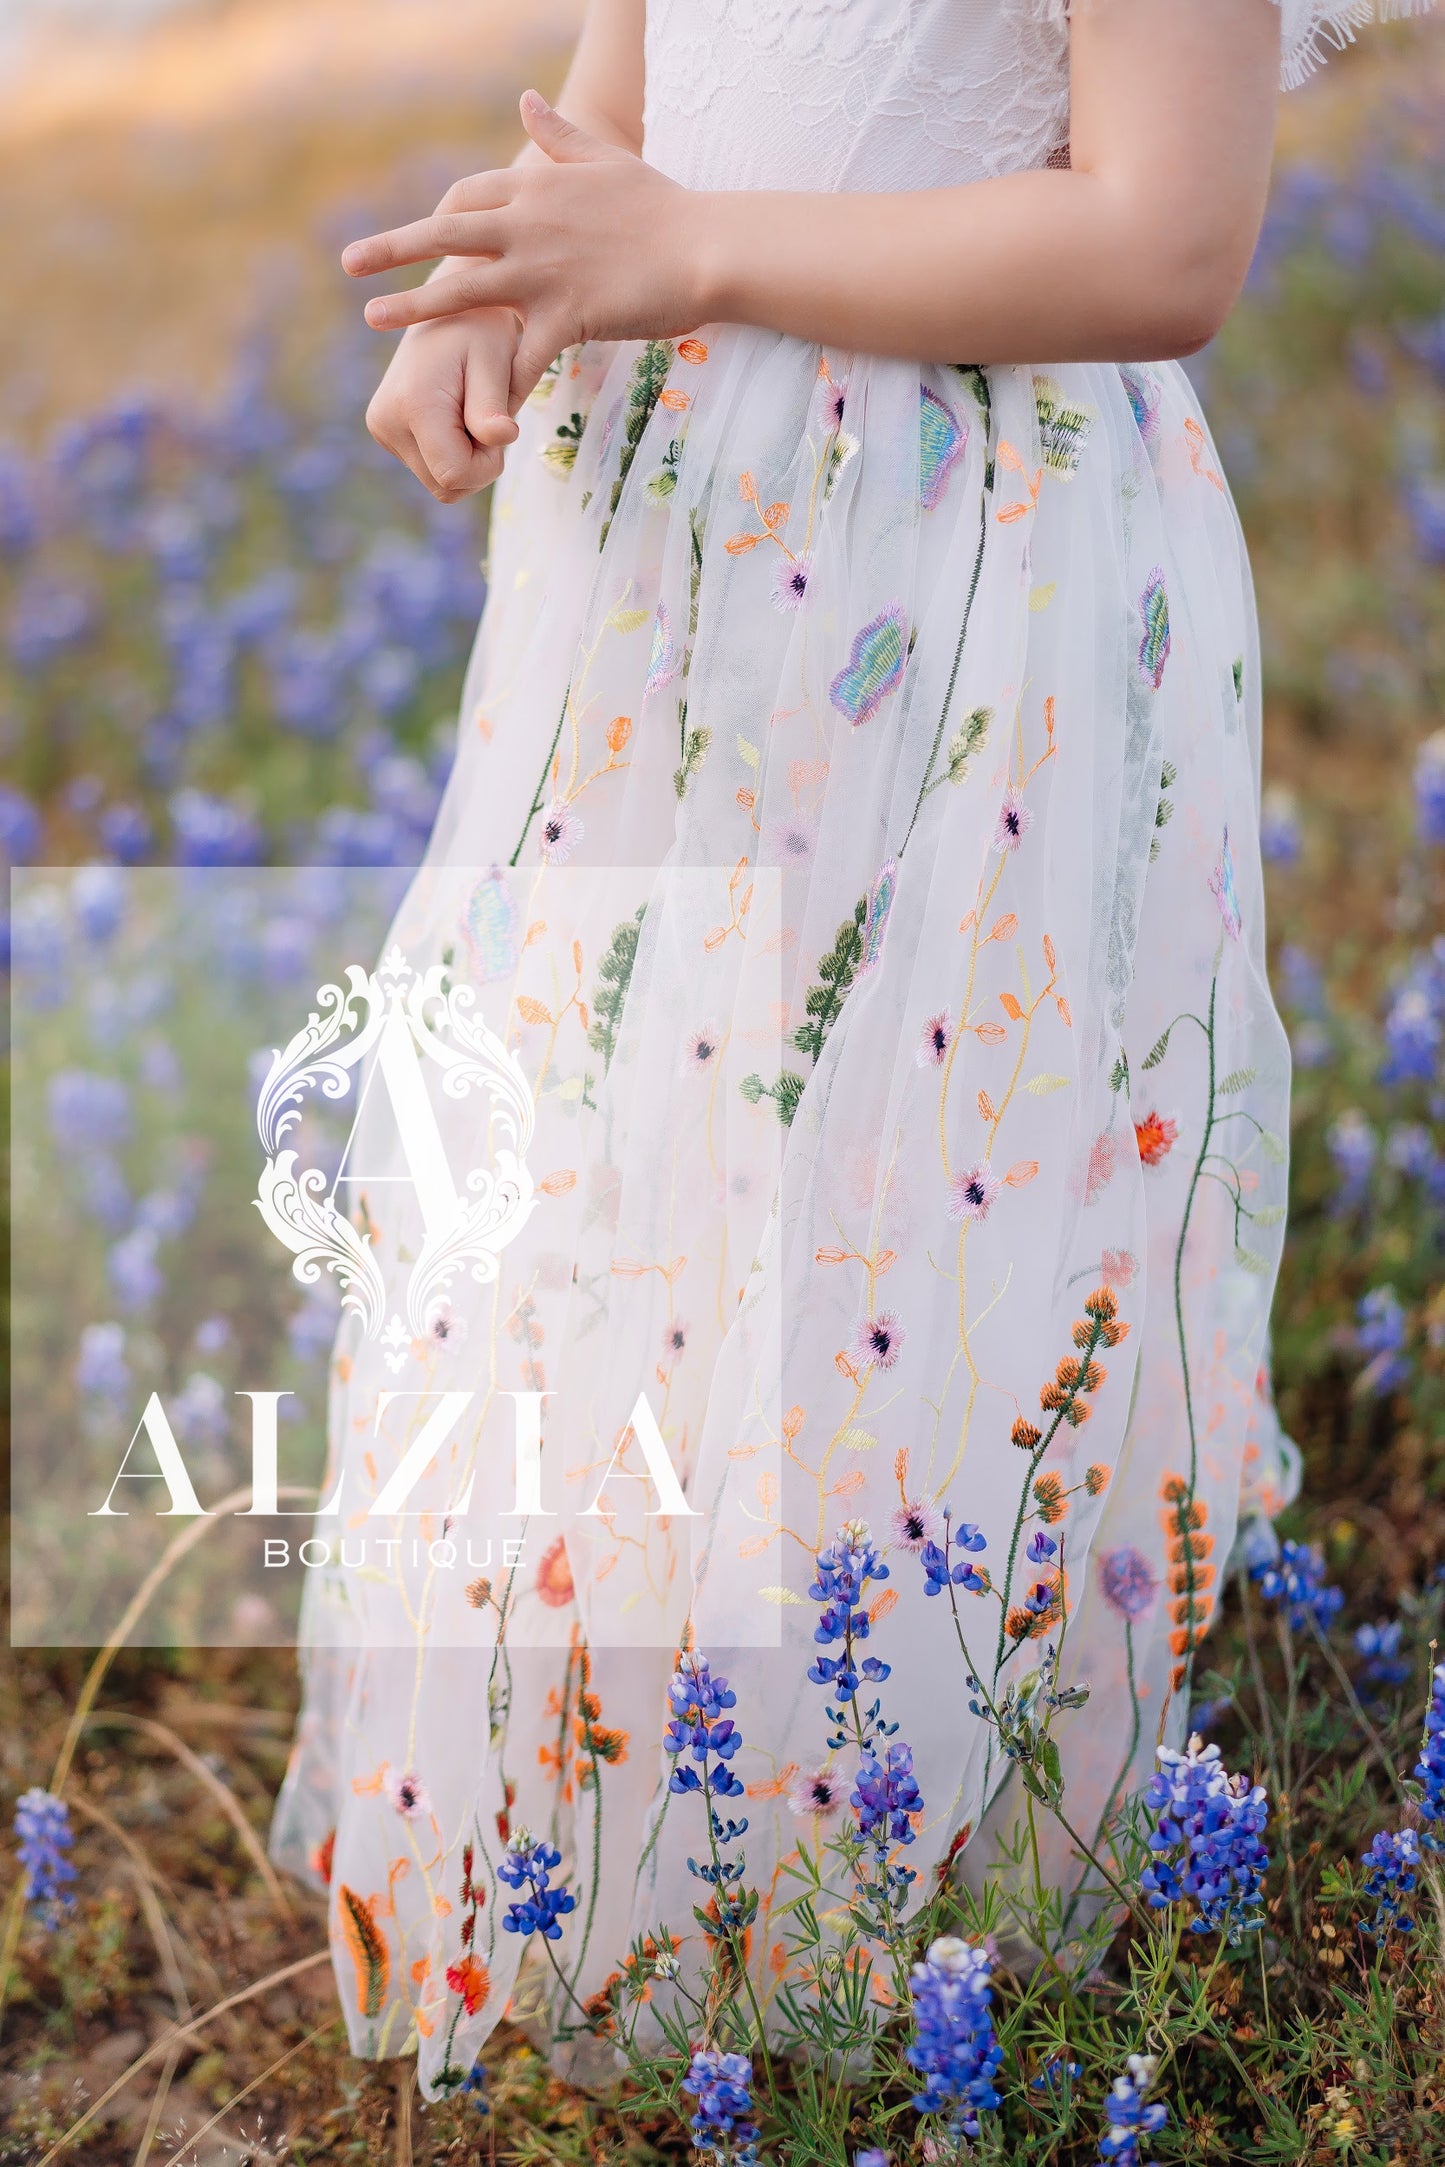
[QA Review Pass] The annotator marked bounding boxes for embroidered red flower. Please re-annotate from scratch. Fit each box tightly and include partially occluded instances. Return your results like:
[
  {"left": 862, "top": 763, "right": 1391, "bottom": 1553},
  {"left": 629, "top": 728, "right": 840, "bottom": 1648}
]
[
  {"left": 445, "top": 1955, "right": 491, "bottom": 2014},
  {"left": 536, "top": 1535, "right": 575, "bottom": 1609},
  {"left": 1134, "top": 1109, "right": 1180, "bottom": 1168}
]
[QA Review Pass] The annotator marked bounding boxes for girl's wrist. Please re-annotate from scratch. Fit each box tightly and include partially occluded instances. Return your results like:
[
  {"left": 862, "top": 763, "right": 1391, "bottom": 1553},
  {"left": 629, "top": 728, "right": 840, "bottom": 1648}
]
[{"left": 686, "top": 190, "right": 749, "bottom": 328}]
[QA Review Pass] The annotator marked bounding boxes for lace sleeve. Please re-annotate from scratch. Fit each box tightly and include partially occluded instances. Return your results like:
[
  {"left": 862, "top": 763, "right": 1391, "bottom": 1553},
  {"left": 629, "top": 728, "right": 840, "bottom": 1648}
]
[{"left": 1272, "top": 1, "right": 1437, "bottom": 88}]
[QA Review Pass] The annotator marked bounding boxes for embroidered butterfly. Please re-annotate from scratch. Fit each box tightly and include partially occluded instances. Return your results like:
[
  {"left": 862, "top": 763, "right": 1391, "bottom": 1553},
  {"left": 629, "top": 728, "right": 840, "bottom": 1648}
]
[
  {"left": 1209, "top": 830, "right": 1242, "bottom": 942},
  {"left": 1120, "top": 367, "right": 1162, "bottom": 445},
  {"left": 1138, "top": 569, "right": 1171, "bottom": 691},
  {"left": 920, "top": 385, "right": 967, "bottom": 509},
  {"left": 857, "top": 857, "right": 898, "bottom": 977},
  {"left": 460, "top": 870, "right": 520, "bottom": 985},
  {"left": 829, "top": 603, "right": 908, "bottom": 727},
  {"left": 645, "top": 603, "right": 680, "bottom": 697}
]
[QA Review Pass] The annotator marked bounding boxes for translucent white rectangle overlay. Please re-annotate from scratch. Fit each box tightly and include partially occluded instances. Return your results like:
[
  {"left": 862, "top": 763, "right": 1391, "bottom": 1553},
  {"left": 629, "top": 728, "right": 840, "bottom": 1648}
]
[{"left": 10, "top": 864, "right": 784, "bottom": 1650}]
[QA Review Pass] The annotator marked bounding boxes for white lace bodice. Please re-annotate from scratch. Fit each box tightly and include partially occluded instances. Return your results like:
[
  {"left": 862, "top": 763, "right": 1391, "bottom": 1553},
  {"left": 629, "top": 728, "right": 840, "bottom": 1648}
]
[{"left": 642, "top": 1, "right": 1437, "bottom": 194}]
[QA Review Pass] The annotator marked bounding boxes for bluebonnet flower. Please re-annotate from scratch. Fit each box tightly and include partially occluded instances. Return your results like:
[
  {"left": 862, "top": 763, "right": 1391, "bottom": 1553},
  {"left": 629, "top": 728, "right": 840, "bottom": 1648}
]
[
  {"left": 108, "top": 1227, "right": 164, "bottom": 1313},
  {"left": 851, "top": 1743, "right": 922, "bottom": 1847},
  {"left": 1259, "top": 784, "right": 1301, "bottom": 865},
  {"left": 75, "top": 1322, "right": 131, "bottom": 1405},
  {"left": 71, "top": 865, "right": 125, "bottom": 944},
  {"left": 168, "top": 789, "right": 264, "bottom": 867},
  {"left": 904, "top": 1935, "right": 1003, "bottom": 2137},
  {"left": 1386, "top": 1122, "right": 1439, "bottom": 1181},
  {"left": 7, "top": 574, "right": 93, "bottom": 670},
  {"left": 663, "top": 1653, "right": 745, "bottom": 1799},
  {"left": 1406, "top": 475, "right": 1445, "bottom": 567},
  {"left": 1325, "top": 1109, "right": 1376, "bottom": 1210},
  {"left": 1360, "top": 1827, "right": 1420, "bottom": 1938},
  {"left": 1417, "top": 731, "right": 1445, "bottom": 848},
  {"left": 497, "top": 1830, "right": 576, "bottom": 1940},
  {"left": 461, "top": 2059, "right": 490, "bottom": 2113},
  {"left": 807, "top": 1521, "right": 891, "bottom": 1695},
  {"left": 1140, "top": 1736, "right": 1270, "bottom": 1944},
  {"left": 1250, "top": 1539, "right": 1344, "bottom": 1632},
  {"left": 0, "top": 785, "right": 42, "bottom": 864},
  {"left": 49, "top": 1069, "right": 131, "bottom": 1154},
  {"left": 1354, "top": 1620, "right": 1411, "bottom": 1692},
  {"left": 1097, "top": 2056, "right": 1167, "bottom": 2167},
  {"left": 1412, "top": 1664, "right": 1445, "bottom": 1851},
  {"left": 1356, "top": 1287, "right": 1410, "bottom": 1398},
  {"left": 15, "top": 1788, "right": 77, "bottom": 1922},
  {"left": 681, "top": 2049, "right": 759, "bottom": 2165},
  {"left": 918, "top": 1512, "right": 988, "bottom": 1600},
  {"left": 1032, "top": 2054, "right": 1081, "bottom": 2090},
  {"left": 1381, "top": 966, "right": 1442, "bottom": 1087}
]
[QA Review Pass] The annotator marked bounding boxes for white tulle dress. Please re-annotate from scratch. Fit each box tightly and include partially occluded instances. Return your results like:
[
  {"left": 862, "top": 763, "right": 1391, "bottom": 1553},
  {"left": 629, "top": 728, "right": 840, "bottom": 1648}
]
[{"left": 271, "top": 0, "right": 1429, "bottom": 2097}]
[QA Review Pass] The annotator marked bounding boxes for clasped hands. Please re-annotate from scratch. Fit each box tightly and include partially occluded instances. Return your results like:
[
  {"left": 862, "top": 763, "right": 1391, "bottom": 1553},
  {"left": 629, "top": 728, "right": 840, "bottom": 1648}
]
[{"left": 343, "top": 89, "right": 709, "bottom": 502}]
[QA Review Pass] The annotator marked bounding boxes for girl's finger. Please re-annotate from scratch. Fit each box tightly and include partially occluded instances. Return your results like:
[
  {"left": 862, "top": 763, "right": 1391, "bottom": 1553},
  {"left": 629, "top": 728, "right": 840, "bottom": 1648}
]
[
  {"left": 364, "top": 266, "right": 514, "bottom": 332},
  {"left": 411, "top": 394, "right": 498, "bottom": 500},
  {"left": 509, "top": 312, "right": 570, "bottom": 412},
  {"left": 342, "top": 203, "right": 506, "bottom": 279}
]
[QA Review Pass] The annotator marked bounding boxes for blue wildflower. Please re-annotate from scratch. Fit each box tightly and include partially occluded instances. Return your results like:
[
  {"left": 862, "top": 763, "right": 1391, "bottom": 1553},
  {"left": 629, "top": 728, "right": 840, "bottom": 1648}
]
[
  {"left": 1250, "top": 1539, "right": 1344, "bottom": 1632},
  {"left": 852, "top": 1742, "right": 923, "bottom": 1847},
  {"left": 1356, "top": 1288, "right": 1411, "bottom": 1398},
  {"left": 1032, "top": 2054, "right": 1082, "bottom": 2090},
  {"left": 1259, "top": 784, "right": 1301, "bottom": 865},
  {"left": 1140, "top": 1736, "right": 1270, "bottom": 1944},
  {"left": 663, "top": 1652, "right": 745, "bottom": 1800},
  {"left": 1418, "top": 732, "right": 1445, "bottom": 848},
  {"left": 497, "top": 1829, "right": 576, "bottom": 1940},
  {"left": 74, "top": 1322, "right": 131, "bottom": 1405},
  {"left": 681, "top": 2049, "right": 759, "bottom": 2166},
  {"left": 1360, "top": 1828, "right": 1420, "bottom": 1938},
  {"left": 1413, "top": 1663, "right": 1445, "bottom": 1852},
  {"left": 1097, "top": 2056, "right": 1168, "bottom": 2167},
  {"left": 904, "top": 1935, "right": 1002, "bottom": 2138},
  {"left": 919, "top": 1513, "right": 988, "bottom": 1600},
  {"left": 1325, "top": 1109, "right": 1376, "bottom": 1210},
  {"left": 15, "top": 1788, "right": 77, "bottom": 1922},
  {"left": 461, "top": 2059, "right": 491, "bottom": 2112},
  {"left": 1354, "top": 1620, "right": 1411, "bottom": 1692},
  {"left": 807, "top": 1520, "right": 891, "bottom": 1694}
]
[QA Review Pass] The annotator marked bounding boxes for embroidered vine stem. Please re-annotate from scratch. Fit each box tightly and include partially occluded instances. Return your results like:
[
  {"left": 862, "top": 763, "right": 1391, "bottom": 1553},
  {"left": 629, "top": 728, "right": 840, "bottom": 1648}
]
[{"left": 509, "top": 688, "right": 571, "bottom": 866}]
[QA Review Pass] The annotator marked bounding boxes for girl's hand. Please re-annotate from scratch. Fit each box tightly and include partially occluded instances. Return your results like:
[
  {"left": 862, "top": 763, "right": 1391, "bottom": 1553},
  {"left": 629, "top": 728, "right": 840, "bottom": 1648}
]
[
  {"left": 342, "top": 90, "right": 708, "bottom": 408},
  {"left": 365, "top": 303, "right": 521, "bottom": 502}
]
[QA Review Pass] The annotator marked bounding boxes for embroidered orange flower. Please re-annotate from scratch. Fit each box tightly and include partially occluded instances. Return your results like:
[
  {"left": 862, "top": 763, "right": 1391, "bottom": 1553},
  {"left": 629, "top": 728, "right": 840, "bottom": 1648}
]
[
  {"left": 445, "top": 1955, "right": 491, "bottom": 2014},
  {"left": 1134, "top": 1108, "right": 1180, "bottom": 1168},
  {"left": 310, "top": 1829, "right": 335, "bottom": 1885},
  {"left": 536, "top": 1535, "right": 574, "bottom": 1609}
]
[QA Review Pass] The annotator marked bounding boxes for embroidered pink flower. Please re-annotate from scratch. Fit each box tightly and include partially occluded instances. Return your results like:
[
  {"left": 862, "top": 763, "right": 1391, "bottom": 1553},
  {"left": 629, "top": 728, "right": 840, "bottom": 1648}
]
[
  {"left": 994, "top": 788, "right": 1033, "bottom": 853},
  {"left": 1081, "top": 1130, "right": 1118, "bottom": 1205},
  {"left": 660, "top": 1318, "right": 688, "bottom": 1363},
  {"left": 769, "top": 816, "right": 817, "bottom": 864},
  {"left": 890, "top": 1499, "right": 943, "bottom": 1552},
  {"left": 947, "top": 1162, "right": 1001, "bottom": 1222},
  {"left": 535, "top": 1534, "right": 575, "bottom": 1609},
  {"left": 539, "top": 798, "right": 583, "bottom": 865},
  {"left": 385, "top": 1769, "right": 433, "bottom": 1820},
  {"left": 917, "top": 1010, "right": 954, "bottom": 1067},
  {"left": 771, "top": 552, "right": 814, "bottom": 612},
  {"left": 789, "top": 1764, "right": 847, "bottom": 1820},
  {"left": 1134, "top": 1108, "right": 1180, "bottom": 1168},
  {"left": 1098, "top": 1247, "right": 1138, "bottom": 1290},
  {"left": 683, "top": 1025, "right": 721, "bottom": 1071},
  {"left": 852, "top": 1311, "right": 905, "bottom": 1370}
]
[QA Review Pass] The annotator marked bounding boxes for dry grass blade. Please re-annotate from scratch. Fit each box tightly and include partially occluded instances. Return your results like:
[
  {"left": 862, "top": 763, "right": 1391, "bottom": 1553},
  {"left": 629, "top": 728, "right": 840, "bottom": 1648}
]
[
  {"left": 394, "top": 2058, "right": 415, "bottom": 2165},
  {"left": 85, "top": 1709, "right": 293, "bottom": 1917},
  {"left": 34, "top": 1947, "right": 333, "bottom": 2167},
  {"left": 65, "top": 1789, "right": 226, "bottom": 2006},
  {"left": 134, "top": 2041, "right": 183, "bottom": 2167},
  {"left": 157, "top": 2017, "right": 339, "bottom": 2167}
]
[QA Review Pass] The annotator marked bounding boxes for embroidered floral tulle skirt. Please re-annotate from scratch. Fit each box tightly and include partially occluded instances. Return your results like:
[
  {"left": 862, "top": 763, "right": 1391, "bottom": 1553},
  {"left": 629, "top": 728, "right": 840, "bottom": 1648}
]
[{"left": 270, "top": 329, "right": 1300, "bottom": 2092}]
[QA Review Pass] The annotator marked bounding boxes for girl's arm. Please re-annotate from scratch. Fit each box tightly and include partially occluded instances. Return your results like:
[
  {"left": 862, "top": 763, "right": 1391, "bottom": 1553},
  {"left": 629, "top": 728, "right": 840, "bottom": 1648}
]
[{"left": 347, "top": 0, "right": 1280, "bottom": 394}]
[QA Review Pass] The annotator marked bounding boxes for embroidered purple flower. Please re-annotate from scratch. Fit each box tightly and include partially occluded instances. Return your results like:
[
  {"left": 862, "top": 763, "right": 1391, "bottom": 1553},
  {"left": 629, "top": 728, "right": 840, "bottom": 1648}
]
[
  {"left": 14, "top": 1788, "right": 77, "bottom": 1922},
  {"left": 852, "top": 1742, "right": 923, "bottom": 1846},
  {"left": 1360, "top": 1827, "right": 1420, "bottom": 1938},
  {"left": 904, "top": 1936, "right": 1002, "bottom": 2137},
  {"left": 1249, "top": 1539, "right": 1343, "bottom": 1632},
  {"left": 829, "top": 604, "right": 908, "bottom": 726},
  {"left": 994, "top": 787, "right": 1033, "bottom": 854},
  {"left": 384, "top": 1769, "right": 432, "bottom": 1820},
  {"left": 771, "top": 551, "right": 814, "bottom": 612},
  {"left": 1209, "top": 830, "right": 1242, "bottom": 941},
  {"left": 539, "top": 798, "right": 583, "bottom": 866},
  {"left": 1098, "top": 2056, "right": 1168, "bottom": 2167},
  {"left": 947, "top": 1162, "right": 1001, "bottom": 1223},
  {"left": 498, "top": 1829, "right": 576, "bottom": 1939},
  {"left": 681, "top": 2048, "right": 759, "bottom": 2165},
  {"left": 852, "top": 1311, "right": 904, "bottom": 1371},
  {"left": 1099, "top": 1545, "right": 1159, "bottom": 1623},
  {"left": 769, "top": 815, "right": 817, "bottom": 864},
  {"left": 917, "top": 1010, "right": 954, "bottom": 1068},
  {"left": 788, "top": 1764, "right": 846, "bottom": 1821},
  {"left": 1140, "top": 1735, "right": 1270, "bottom": 1944},
  {"left": 663, "top": 1653, "right": 746, "bottom": 1800},
  {"left": 645, "top": 604, "right": 679, "bottom": 695},
  {"left": 890, "top": 1498, "right": 943, "bottom": 1553},
  {"left": 1027, "top": 1530, "right": 1058, "bottom": 1565}
]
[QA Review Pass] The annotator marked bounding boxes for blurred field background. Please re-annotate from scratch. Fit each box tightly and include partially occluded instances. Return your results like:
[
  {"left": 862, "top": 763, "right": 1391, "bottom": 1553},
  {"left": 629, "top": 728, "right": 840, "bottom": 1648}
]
[{"left": 1, "top": 2, "right": 1444, "bottom": 2161}]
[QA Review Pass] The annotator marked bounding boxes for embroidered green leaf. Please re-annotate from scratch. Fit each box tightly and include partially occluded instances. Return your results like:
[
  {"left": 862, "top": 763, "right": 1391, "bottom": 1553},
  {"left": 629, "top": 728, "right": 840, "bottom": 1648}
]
[
  {"left": 757, "top": 1586, "right": 805, "bottom": 1606},
  {"left": 736, "top": 735, "right": 761, "bottom": 770},
  {"left": 741, "top": 1070, "right": 806, "bottom": 1125},
  {"left": 1235, "top": 1246, "right": 1272, "bottom": 1275},
  {"left": 600, "top": 338, "right": 676, "bottom": 548},
  {"left": 793, "top": 899, "right": 868, "bottom": 1065},
  {"left": 1252, "top": 1204, "right": 1287, "bottom": 1226},
  {"left": 1029, "top": 583, "right": 1057, "bottom": 612},
  {"left": 673, "top": 726, "right": 712, "bottom": 801},
  {"left": 1141, "top": 1026, "right": 1173, "bottom": 1070},
  {"left": 1025, "top": 1072, "right": 1070, "bottom": 1097},
  {"left": 1218, "top": 1067, "right": 1257, "bottom": 1095},
  {"left": 838, "top": 1427, "right": 879, "bottom": 1452},
  {"left": 1109, "top": 1053, "right": 1130, "bottom": 1095},
  {"left": 608, "top": 606, "right": 650, "bottom": 635},
  {"left": 946, "top": 706, "right": 992, "bottom": 785},
  {"left": 1260, "top": 1129, "right": 1287, "bottom": 1163},
  {"left": 587, "top": 906, "right": 646, "bottom": 1071}
]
